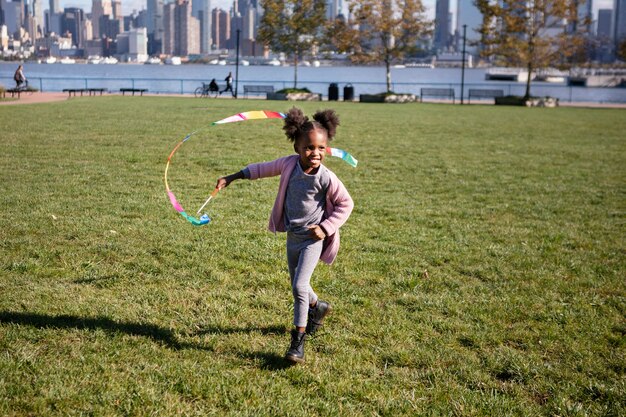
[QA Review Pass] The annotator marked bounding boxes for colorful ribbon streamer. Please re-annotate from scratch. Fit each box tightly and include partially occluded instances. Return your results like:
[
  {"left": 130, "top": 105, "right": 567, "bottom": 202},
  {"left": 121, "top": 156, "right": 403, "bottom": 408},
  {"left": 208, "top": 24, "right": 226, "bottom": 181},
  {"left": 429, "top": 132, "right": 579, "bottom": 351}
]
[{"left": 165, "top": 110, "right": 358, "bottom": 226}]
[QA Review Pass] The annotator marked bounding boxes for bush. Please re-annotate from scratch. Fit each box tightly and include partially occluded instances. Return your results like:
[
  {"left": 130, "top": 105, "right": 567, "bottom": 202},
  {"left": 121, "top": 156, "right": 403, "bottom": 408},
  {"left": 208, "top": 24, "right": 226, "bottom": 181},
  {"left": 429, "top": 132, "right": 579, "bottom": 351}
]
[{"left": 276, "top": 87, "right": 311, "bottom": 94}]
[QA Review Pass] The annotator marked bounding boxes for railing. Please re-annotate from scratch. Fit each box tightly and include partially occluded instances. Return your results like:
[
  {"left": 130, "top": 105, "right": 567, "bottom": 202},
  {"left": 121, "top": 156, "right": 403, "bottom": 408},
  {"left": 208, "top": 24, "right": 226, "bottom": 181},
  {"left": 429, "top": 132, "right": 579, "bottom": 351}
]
[{"left": 1, "top": 76, "right": 625, "bottom": 103}]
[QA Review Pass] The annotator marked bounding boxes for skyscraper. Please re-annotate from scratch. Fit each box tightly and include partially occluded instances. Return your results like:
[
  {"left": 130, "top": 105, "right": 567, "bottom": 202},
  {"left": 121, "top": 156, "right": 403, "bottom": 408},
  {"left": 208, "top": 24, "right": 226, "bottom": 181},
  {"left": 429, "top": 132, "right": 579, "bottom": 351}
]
[
  {"left": 597, "top": 9, "right": 612, "bottom": 37},
  {"left": 615, "top": 0, "right": 626, "bottom": 41},
  {"left": 456, "top": 0, "right": 482, "bottom": 54},
  {"left": 91, "top": 0, "right": 111, "bottom": 39},
  {"left": 199, "top": 0, "right": 212, "bottom": 53},
  {"left": 434, "top": 0, "right": 450, "bottom": 51},
  {"left": 62, "top": 7, "right": 84, "bottom": 47},
  {"left": 146, "top": 0, "right": 163, "bottom": 54}
]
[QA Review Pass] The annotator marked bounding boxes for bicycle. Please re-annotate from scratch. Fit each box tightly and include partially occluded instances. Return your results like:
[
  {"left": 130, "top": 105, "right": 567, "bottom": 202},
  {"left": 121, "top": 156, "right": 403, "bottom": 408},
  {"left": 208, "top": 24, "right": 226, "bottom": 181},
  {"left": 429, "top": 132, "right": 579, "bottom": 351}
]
[{"left": 194, "top": 82, "right": 219, "bottom": 98}]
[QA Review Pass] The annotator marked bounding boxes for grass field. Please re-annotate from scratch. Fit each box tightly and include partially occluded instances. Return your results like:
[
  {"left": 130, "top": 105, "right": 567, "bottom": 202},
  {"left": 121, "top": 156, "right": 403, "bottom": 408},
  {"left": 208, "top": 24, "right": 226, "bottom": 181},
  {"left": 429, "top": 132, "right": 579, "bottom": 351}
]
[{"left": 0, "top": 97, "right": 624, "bottom": 416}]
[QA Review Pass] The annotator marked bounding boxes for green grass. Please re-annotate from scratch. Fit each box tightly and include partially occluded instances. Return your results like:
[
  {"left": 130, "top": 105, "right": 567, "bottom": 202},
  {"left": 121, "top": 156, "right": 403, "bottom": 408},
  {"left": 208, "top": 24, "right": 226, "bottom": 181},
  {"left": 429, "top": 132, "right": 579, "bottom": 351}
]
[{"left": 1, "top": 97, "right": 624, "bottom": 416}]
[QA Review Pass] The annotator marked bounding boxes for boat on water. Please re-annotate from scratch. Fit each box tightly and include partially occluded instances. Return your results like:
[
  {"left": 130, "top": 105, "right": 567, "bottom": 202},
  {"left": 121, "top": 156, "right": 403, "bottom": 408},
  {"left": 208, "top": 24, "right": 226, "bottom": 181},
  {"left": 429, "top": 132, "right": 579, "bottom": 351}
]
[
  {"left": 145, "top": 57, "right": 162, "bottom": 65},
  {"left": 266, "top": 58, "right": 281, "bottom": 66},
  {"left": 60, "top": 57, "right": 76, "bottom": 64},
  {"left": 165, "top": 56, "right": 182, "bottom": 65},
  {"left": 101, "top": 57, "right": 118, "bottom": 64},
  {"left": 88, "top": 55, "right": 102, "bottom": 64},
  {"left": 312, "top": 60, "right": 320, "bottom": 67},
  {"left": 44, "top": 56, "right": 57, "bottom": 64},
  {"left": 485, "top": 67, "right": 530, "bottom": 82},
  {"left": 534, "top": 69, "right": 567, "bottom": 83}
]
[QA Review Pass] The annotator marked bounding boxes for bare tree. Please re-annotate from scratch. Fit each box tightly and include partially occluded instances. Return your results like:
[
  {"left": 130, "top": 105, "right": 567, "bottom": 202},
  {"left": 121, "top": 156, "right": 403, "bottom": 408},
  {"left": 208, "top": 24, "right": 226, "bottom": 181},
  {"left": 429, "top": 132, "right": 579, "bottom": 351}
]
[
  {"left": 258, "top": 0, "right": 327, "bottom": 89},
  {"left": 327, "top": 0, "right": 431, "bottom": 93}
]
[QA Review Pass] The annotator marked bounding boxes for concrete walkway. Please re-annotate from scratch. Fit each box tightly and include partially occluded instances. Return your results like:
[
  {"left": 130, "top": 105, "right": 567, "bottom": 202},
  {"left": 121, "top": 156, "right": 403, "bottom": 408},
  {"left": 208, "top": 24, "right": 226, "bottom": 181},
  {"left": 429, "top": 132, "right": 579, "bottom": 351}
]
[{"left": 0, "top": 92, "right": 68, "bottom": 105}]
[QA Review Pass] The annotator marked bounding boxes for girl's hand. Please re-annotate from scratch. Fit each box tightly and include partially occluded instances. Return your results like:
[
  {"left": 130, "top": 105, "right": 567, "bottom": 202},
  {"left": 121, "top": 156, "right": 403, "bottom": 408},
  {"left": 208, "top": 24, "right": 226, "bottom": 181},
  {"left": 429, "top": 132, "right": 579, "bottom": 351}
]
[
  {"left": 307, "top": 225, "right": 326, "bottom": 241},
  {"left": 215, "top": 177, "right": 230, "bottom": 190}
]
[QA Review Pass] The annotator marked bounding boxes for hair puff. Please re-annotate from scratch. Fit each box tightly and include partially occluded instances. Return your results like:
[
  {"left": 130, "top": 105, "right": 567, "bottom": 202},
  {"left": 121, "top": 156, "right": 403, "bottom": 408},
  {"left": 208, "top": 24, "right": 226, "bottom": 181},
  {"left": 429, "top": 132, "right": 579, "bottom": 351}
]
[
  {"left": 282, "top": 107, "right": 309, "bottom": 142},
  {"left": 312, "top": 109, "right": 340, "bottom": 140}
]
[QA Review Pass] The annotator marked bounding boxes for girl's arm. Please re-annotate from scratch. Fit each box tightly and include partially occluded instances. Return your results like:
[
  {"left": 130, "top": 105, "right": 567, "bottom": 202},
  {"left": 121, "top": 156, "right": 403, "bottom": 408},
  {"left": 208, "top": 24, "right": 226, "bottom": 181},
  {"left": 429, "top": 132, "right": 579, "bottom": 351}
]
[
  {"left": 319, "top": 177, "right": 354, "bottom": 237},
  {"left": 216, "top": 170, "right": 245, "bottom": 190}
]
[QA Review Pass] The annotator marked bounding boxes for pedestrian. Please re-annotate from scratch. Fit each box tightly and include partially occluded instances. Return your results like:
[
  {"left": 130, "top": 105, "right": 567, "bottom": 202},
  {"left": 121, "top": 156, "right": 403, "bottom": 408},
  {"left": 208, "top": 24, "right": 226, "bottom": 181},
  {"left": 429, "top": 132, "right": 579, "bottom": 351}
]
[
  {"left": 215, "top": 107, "right": 354, "bottom": 364},
  {"left": 14, "top": 65, "right": 26, "bottom": 89},
  {"left": 220, "top": 71, "right": 234, "bottom": 96},
  {"left": 209, "top": 78, "right": 219, "bottom": 93}
]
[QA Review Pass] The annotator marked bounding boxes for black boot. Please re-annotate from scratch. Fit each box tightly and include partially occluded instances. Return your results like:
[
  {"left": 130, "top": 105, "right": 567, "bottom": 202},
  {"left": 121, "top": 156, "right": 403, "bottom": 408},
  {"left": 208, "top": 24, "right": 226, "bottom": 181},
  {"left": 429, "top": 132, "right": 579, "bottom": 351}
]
[
  {"left": 285, "top": 330, "right": 306, "bottom": 364},
  {"left": 306, "top": 300, "right": 332, "bottom": 336}
]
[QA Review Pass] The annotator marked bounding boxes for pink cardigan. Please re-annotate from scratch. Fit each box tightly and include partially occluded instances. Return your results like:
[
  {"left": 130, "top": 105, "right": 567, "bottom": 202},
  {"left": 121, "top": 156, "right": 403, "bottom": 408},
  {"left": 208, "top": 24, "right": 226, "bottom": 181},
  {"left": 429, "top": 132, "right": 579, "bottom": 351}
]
[{"left": 246, "top": 154, "right": 354, "bottom": 265}]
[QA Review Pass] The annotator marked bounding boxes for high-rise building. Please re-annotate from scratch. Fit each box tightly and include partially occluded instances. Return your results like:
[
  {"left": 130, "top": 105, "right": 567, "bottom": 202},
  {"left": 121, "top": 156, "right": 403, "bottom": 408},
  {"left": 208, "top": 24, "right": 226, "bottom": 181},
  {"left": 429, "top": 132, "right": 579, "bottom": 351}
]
[
  {"left": 199, "top": 0, "right": 212, "bottom": 53},
  {"left": 49, "top": 0, "right": 59, "bottom": 14},
  {"left": 455, "top": 0, "right": 482, "bottom": 54},
  {"left": 434, "top": 0, "right": 450, "bottom": 50},
  {"left": 597, "top": 9, "right": 612, "bottom": 37},
  {"left": 61, "top": 7, "right": 84, "bottom": 47},
  {"left": 162, "top": 1, "right": 175, "bottom": 54},
  {"left": 146, "top": 0, "right": 163, "bottom": 54},
  {"left": 91, "top": 0, "right": 111, "bottom": 39},
  {"left": 615, "top": 0, "right": 626, "bottom": 41},
  {"left": 212, "top": 7, "right": 229, "bottom": 50},
  {"left": 3, "top": 0, "right": 23, "bottom": 36},
  {"left": 32, "top": 0, "right": 43, "bottom": 36},
  {"left": 163, "top": 0, "right": 199, "bottom": 56}
]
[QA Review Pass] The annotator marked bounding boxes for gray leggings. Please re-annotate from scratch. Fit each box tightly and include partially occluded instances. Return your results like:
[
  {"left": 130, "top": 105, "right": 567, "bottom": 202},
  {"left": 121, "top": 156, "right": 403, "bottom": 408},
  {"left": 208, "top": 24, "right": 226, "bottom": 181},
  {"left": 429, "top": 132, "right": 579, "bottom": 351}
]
[{"left": 286, "top": 233, "right": 324, "bottom": 327}]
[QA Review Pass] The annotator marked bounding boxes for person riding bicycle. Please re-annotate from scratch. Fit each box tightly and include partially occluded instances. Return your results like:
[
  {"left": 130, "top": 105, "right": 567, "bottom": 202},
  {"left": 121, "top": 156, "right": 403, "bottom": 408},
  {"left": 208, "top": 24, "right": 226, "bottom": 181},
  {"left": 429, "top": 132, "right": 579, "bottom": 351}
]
[
  {"left": 14, "top": 65, "right": 26, "bottom": 90},
  {"left": 209, "top": 78, "right": 219, "bottom": 93}
]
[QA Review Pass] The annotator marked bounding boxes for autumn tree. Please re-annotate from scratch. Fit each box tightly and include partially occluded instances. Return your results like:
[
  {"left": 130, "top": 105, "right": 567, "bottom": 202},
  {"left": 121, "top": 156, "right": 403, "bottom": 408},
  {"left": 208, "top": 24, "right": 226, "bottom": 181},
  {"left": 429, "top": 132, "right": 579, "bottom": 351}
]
[
  {"left": 327, "top": 0, "right": 431, "bottom": 93},
  {"left": 258, "top": 0, "right": 327, "bottom": 89},
  {"left": 475, "top": 0, "right": 591, "bottom": 99}
]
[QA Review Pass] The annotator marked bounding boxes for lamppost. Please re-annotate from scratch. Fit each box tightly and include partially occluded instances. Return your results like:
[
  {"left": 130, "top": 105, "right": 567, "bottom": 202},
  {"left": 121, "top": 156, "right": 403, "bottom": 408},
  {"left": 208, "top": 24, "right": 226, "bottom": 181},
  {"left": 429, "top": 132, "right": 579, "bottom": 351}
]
[
  {"left": 461, "top": 24, "right": 467, "bottom": 105},
  {"left": 235, "top": 29, "right": 240, "bottom": 99}
]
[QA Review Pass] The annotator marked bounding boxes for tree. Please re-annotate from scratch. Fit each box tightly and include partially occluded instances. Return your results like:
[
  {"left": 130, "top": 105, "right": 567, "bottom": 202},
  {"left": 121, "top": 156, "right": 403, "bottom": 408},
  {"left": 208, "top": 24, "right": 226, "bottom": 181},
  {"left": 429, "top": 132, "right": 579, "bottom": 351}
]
[
  {"left": 327, "top": 0, "right": 431, "bottom": 93},
  {"left": 475, "top": 0, "right": 590, "bottom": 99},
  {"left": 258, "top": 0, "right": 327, "bottom": 89}
]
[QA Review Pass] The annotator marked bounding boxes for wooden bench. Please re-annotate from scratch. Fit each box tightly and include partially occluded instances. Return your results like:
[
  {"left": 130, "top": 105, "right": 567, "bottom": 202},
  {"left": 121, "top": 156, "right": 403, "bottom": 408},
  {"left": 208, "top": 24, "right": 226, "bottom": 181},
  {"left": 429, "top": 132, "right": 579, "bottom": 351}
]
[
  {"left": 63, "top": 88, "right": 87, "bottom": 97},
  {"left": 88, "top": 88, "right": 107, "bottom": 96},
  {"left": 243, "top": 85, "right": 274, "bottom": 98},
  {"left": 420, "top": 88, "right": 455, "bottom": 103},
  {"left": 468, "top": 89, "right": 504, "bottom": 104},
  {"left": 120, "top": 88, "right": 147, "bottom": 96}
]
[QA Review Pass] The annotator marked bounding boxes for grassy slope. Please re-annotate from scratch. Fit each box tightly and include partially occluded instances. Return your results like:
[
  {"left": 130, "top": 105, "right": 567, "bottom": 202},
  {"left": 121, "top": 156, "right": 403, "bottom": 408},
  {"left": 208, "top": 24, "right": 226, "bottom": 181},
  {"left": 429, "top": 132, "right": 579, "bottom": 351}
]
[{"left": 0, "top": 97, "right": 624, "bottom": 416}]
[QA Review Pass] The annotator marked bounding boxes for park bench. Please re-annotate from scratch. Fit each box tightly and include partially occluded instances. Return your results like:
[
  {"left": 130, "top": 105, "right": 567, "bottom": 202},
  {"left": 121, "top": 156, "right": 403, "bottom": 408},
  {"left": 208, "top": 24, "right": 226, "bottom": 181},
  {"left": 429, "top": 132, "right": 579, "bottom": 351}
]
[
  {"left": 120, "top": 88, "right": 148, "bottom": 96},
  {"left": 63, "top": 88, "right": 87, "bottom": 97},
  {"left": 3, "top": 88, "right": 23, "bottom": 98},
  {"left": 87, "top": 88, "right": 107, "bottom": 96},
  {"left": 420, "top": 88, "right": 455, "bottom": 104},
  {"left": 468, "top": 88, "right": 504, "bottom": 104},
  {"left": 243, "top": 85, "right": 274, "bottom": 98}
]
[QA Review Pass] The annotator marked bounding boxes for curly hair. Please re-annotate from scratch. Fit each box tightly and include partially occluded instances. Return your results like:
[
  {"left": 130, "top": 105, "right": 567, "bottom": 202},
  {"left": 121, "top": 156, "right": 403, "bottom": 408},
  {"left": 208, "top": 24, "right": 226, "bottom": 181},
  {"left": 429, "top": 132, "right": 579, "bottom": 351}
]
[{"left": 282, "top": 107, "right": 340, "bottom": 143}]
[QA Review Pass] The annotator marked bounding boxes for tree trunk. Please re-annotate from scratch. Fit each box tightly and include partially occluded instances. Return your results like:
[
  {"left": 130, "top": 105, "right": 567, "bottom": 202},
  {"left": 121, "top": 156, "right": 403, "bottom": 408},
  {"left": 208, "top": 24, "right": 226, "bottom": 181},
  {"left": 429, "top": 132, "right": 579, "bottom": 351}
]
[
  {"left": 385, "top": 59, "right": 392, "bottom": 93},
  {"left": 294, "top": 53, "right": 299, "bottom": 89},
  {"left": 524, "top": 61, "right": 533, "bottom": 100}
]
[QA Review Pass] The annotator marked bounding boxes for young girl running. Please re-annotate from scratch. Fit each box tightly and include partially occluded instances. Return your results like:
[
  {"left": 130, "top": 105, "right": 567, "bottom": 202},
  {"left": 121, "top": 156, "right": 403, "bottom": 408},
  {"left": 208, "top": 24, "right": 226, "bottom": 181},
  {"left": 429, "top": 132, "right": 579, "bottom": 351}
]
[{"left": 216, "top": 107, "right": 354, "bottom": 364}]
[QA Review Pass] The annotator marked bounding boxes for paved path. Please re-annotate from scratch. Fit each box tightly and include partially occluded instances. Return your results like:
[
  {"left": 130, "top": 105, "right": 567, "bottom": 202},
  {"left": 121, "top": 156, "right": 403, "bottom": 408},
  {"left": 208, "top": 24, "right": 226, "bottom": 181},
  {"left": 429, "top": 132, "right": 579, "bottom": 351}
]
[
  {"left": 1, "top": 91, "right": 624, "bottom": 108},
  {"left": 0, "top": 92, "right": 68, "bottom": 106}
]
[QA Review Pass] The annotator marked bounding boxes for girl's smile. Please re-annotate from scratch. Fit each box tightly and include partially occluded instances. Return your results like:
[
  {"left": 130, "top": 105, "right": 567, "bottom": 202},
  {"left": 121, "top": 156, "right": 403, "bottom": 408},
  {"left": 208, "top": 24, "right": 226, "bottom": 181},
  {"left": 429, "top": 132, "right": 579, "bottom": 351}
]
[{"left": 295, "top": 129, "right": 328, "bottom": 174}]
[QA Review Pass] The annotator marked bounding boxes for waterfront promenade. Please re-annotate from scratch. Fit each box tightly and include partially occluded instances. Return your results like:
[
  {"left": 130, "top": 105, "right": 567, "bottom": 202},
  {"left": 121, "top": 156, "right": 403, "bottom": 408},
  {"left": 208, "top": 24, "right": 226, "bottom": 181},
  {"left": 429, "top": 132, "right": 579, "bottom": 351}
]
[{"left": 2, "top": 91, "right": 626, "bottom": 108}]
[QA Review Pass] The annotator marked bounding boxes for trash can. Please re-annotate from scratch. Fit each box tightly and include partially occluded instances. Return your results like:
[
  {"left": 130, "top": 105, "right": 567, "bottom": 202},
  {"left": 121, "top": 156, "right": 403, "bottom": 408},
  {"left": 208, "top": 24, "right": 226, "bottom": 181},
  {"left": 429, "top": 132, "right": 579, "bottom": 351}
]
[
  {"left": 343, "top": 83, "right": 354, "bottom": 101},
  {"left": 328, "top": 83, "right": 339, "bottom": 101}
]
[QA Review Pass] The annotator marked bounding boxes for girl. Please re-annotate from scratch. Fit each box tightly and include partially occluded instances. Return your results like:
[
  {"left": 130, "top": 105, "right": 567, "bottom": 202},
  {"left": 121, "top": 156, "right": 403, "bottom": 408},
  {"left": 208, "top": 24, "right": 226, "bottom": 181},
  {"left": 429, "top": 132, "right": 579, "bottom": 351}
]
[{"left": 216, "top": 107, "right": 354, "bottom": 364}]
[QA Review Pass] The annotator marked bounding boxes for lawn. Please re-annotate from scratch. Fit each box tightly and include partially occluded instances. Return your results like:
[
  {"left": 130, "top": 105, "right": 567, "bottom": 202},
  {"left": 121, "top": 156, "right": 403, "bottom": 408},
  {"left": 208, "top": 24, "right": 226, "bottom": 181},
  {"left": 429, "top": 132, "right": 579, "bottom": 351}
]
[{"left": 0, "top": 97, "right": 624, "bottom": 416}]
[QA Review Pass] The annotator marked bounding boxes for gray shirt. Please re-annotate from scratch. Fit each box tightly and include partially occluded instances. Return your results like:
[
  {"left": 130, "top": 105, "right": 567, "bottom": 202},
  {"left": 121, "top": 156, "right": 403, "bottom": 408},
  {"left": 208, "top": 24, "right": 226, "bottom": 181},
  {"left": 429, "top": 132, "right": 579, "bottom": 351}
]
[{"left": 284, "top": 162, "right": 331, "bottom": 236}]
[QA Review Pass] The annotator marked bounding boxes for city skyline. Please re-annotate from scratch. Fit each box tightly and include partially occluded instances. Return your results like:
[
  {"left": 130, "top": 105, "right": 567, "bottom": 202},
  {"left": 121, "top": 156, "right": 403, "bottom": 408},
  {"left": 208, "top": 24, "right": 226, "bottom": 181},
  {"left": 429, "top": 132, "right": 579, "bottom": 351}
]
[{"left": 54, "top": 0, "right": 615, "bottom": 22}]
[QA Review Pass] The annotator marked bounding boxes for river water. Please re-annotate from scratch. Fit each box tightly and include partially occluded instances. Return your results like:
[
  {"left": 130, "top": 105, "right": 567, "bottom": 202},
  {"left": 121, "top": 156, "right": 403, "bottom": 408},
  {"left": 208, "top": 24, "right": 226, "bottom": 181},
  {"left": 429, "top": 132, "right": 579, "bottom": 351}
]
[{"left": 1, "top": 62, "right": 625, "bottom": 103}]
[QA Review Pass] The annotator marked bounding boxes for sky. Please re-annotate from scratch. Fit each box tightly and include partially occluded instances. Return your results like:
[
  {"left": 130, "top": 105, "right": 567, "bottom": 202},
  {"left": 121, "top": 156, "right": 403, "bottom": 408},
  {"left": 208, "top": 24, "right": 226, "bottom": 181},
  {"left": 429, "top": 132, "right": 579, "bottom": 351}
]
[{"left": 57, "top": 0, "right": 615, "bottom": 21}]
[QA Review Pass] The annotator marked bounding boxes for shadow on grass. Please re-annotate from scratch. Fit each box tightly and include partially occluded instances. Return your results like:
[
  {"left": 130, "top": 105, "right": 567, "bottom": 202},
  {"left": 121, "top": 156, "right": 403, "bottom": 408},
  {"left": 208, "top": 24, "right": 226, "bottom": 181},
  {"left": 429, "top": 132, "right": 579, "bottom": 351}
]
[
  {"left": 241, "top": 351, "right": 295, "bottom": 371},
  {"left": 194, "top": 324, "right": 287, "bottom": 336},
  {"left": 0, "top": 311, "right": 211, "bottom": 351}
]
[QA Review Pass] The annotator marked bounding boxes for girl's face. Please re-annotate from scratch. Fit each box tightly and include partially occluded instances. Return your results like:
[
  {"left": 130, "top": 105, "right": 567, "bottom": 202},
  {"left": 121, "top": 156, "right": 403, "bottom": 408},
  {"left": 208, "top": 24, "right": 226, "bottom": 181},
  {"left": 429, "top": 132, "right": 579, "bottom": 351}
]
[{"left": 295, "top": 129, "right": 328, "bottom": 173}]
